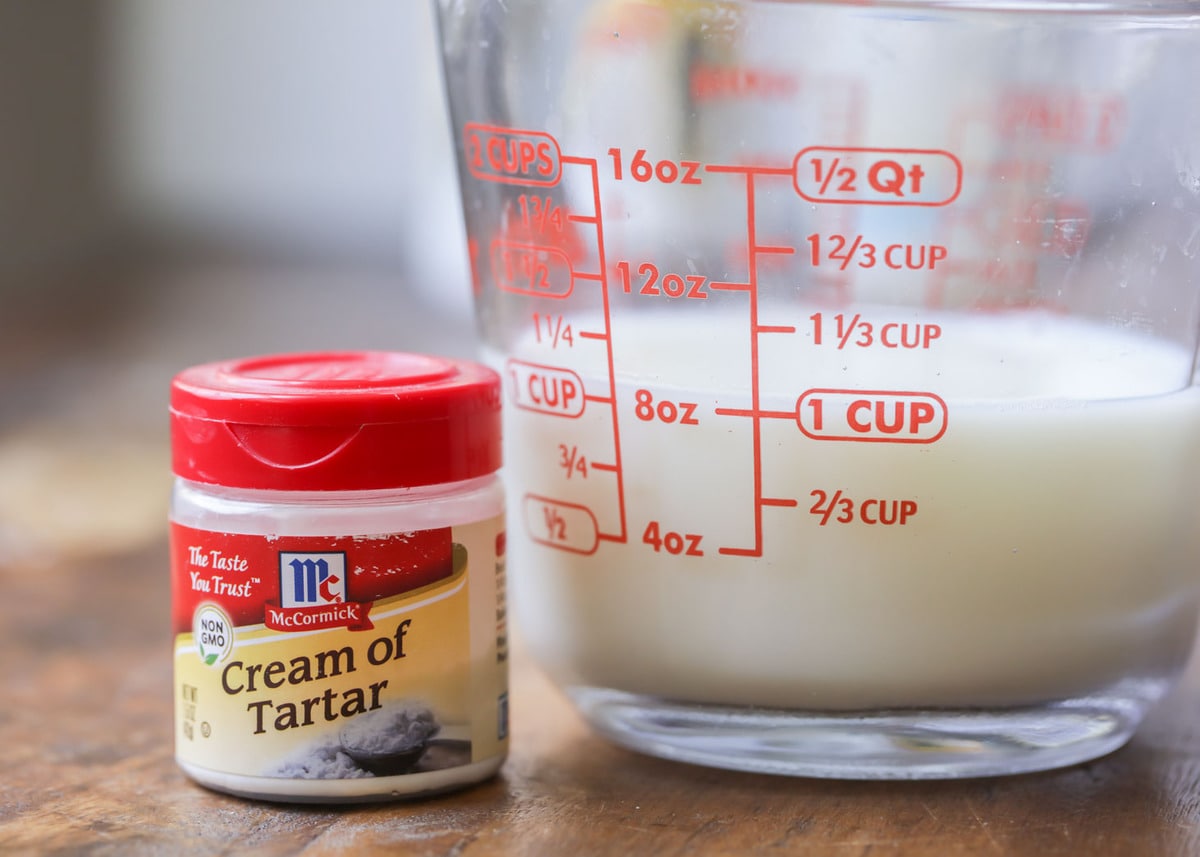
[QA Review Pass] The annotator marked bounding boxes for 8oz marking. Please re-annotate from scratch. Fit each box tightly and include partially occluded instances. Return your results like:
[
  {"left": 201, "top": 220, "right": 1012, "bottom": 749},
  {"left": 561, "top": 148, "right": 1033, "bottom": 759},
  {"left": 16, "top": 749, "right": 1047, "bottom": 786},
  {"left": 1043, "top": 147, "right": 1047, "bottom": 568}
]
[{"left": 635, "top": 389, "right": 700, "bottom": 425}]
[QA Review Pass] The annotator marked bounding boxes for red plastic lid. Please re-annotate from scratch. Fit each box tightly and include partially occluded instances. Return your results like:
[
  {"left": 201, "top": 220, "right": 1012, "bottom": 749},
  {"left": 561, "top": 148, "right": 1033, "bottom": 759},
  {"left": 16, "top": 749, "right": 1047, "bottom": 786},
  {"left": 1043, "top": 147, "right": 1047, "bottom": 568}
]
[{"left": 170, "top": 351, "right": 501, "bottom": 491}]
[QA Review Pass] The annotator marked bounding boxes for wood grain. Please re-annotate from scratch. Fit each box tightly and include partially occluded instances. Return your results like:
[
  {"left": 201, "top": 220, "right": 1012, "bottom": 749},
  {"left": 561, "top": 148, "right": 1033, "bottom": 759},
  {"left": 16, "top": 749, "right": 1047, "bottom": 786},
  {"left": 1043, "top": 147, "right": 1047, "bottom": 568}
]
[
  {"left": 2, "top": 271, "right": 1198, "bottom": 856},
  {"left": 2, "top": 537, "right": 1200, "bottom": 857}
]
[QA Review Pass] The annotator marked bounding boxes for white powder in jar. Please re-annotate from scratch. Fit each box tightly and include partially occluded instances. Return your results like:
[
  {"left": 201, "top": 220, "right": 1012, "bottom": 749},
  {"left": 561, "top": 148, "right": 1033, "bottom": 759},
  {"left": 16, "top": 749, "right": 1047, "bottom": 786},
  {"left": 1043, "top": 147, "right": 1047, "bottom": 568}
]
[
  {"left": 271, "top": 736, "right": 375, "bottom": 780},
  {"left": 339, "top": 703, "right": 441, "bottom": 757}
]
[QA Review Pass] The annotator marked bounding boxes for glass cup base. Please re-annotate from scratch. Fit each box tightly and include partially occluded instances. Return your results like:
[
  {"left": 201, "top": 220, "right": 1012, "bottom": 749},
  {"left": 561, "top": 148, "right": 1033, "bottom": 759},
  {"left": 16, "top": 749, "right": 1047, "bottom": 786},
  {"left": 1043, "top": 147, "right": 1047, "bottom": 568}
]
[{"left": 567, "top": 679, "right": 1169, "bottom": 779}]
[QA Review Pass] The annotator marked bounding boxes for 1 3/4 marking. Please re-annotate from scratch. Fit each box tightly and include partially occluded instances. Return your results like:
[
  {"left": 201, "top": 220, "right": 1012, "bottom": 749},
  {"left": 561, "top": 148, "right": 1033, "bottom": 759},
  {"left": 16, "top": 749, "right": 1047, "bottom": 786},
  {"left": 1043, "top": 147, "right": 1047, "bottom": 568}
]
[
  {"left": 616, "top": 261, "right": 710, "bottom": 300},
  {"left": 609, "top": 148, "right": 703, "bottom": 185}
]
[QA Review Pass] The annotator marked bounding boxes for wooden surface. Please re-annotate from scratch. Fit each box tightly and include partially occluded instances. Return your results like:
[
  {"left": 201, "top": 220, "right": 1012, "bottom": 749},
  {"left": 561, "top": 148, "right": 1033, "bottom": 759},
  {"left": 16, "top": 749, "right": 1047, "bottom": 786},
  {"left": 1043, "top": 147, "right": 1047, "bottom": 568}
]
[
  {"left": 3, "top": 271, "right": 1200, "bottom": 856},
  {"left": 4, "top": 540, "right": 1200, "bottom": 857}
]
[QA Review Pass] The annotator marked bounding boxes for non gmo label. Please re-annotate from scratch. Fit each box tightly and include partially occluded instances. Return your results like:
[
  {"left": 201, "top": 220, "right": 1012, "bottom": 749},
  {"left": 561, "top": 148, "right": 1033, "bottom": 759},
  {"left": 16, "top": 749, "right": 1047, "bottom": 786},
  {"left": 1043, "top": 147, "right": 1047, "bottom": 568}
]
[{"left": 170, "top": 518, "right": 507, "bottom": 782}]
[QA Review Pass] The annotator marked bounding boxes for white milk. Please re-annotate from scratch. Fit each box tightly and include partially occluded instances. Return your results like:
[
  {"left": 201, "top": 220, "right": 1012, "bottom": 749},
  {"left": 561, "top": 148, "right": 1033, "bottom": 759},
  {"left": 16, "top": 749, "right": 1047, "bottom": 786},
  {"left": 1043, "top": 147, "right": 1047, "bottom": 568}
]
[{"left": 495, "top": 310, "right": 1200, "bottom": 710}]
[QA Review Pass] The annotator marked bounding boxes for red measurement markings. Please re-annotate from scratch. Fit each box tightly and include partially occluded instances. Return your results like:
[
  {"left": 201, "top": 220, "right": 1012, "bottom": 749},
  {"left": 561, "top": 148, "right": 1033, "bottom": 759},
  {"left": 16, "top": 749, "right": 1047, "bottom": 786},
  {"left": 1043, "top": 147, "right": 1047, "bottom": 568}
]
[
  {"left": 633, "top": 389, "right": 699, "bottom": 426},
  {"left": 703, "top": 163, "right": 803, "bottom": 557},
  {"left": 807, "top": 234, "right": 948, "bottom": 272},
  {"left": 795, "top": 147, "right": 962, "bottom": 207},
  {"left": 465, "top": 124, "right": 562, "bottom": 186},
  {"left": 562, "top": 153, "right": 627, "bottom": 544},
  {"left": 557, "top": 444, "right": 588, "bottom": 480},
  {"left": 798, "top": 390, "right": 948, "bottom": 444},
  {"left": 531, "top": 313, "right": 574, "bottom": 348},
  {"left": 491, "top": 241, "right": 574, "bottom": 298},
  {"left": 810, "top": 490, "right": 919, "bottom": 527},
  {"left": 997, "top": 91, "right": 1126, "bottom": 151},
  {"left": 523, "top": 495, "right": 598, "bottom": 555},
  {"left": 642, "top": 521, "right": 705, "bottom": 557},
  {"left": 810, "top": 313, "right": 942, "bottom": 351},
  {"left": 517, "top": 195, "right": 566, "bottom": 235},
  {"left": 616, "top": 261, "right": 710, "bottom": 300},
  {"left": 690, "top": 63, "right": 799, "bottom": 102},
  {"left": 608, "top": 148, "right": 703, "bottom": 185},
  {"left": 506, "top": 360, "right": 585, "bottom": 418}
]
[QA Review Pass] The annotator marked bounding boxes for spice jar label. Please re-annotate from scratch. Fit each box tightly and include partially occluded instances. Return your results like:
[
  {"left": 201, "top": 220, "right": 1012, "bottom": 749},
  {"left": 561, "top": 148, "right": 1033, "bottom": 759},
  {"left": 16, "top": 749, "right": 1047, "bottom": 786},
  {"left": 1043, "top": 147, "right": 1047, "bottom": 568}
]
[{"left": 170, "top": 516, "right": 507, "bottom": 784}]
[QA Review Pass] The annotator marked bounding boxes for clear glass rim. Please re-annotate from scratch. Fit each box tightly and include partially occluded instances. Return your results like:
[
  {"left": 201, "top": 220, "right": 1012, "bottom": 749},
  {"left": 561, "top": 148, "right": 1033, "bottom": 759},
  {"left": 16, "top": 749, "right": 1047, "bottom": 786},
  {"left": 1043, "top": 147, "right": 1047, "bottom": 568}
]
[{"left": 757, "top": 0, "right": 1200, "bottom": 17}]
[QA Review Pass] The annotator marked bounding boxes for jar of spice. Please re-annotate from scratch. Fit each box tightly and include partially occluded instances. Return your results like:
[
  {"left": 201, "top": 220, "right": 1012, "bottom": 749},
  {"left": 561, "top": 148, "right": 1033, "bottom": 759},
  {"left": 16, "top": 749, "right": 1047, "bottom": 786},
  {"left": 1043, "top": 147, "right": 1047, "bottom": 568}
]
[{"left": 169, "top": 351, "right": 507, "bottom": 802}]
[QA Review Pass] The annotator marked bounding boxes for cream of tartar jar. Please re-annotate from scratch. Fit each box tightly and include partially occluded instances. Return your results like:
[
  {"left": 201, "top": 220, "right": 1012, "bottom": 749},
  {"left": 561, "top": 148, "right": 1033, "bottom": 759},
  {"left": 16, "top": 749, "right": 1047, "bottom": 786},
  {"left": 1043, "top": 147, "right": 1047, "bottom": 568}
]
[{"left": 169, "top": 351, "right": 508, "bottom": 803}]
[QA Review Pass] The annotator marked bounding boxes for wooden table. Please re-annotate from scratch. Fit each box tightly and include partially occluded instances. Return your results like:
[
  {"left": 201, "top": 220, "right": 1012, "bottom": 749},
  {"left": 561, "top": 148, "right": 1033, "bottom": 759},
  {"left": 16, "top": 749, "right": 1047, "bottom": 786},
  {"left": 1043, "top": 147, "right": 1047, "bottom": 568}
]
[
  {"left": 3, "top": 271, "right": 1200, "bottom": 856},
  {"left": 4, "top": 496, "right": 1200, "bottom": 855}
]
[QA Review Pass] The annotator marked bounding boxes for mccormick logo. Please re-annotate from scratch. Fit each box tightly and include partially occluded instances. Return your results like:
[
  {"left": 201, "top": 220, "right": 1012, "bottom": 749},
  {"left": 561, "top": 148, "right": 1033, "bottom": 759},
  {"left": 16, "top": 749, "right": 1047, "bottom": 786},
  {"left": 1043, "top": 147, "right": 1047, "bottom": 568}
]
[
  {"left": 281, "top": 552, "right": 346, "bottom": 607},
  {"left": 266, "top": 552, "right": 374, "bottom": 632}
]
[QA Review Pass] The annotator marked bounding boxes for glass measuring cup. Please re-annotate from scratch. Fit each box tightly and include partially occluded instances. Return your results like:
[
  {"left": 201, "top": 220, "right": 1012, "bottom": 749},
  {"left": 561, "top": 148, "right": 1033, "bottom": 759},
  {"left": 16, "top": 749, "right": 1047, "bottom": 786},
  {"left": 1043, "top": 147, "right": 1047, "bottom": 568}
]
[{"left": 434, "top": 0, "right": 1200, "bottom": 778}]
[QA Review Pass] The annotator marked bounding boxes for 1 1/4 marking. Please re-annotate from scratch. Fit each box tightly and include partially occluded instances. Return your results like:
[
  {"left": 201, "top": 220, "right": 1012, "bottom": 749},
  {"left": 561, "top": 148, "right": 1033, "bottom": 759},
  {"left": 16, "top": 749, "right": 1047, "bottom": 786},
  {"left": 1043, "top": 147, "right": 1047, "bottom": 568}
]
[{"left": 532, "top": 313, "right": 574, "bottom": 348}]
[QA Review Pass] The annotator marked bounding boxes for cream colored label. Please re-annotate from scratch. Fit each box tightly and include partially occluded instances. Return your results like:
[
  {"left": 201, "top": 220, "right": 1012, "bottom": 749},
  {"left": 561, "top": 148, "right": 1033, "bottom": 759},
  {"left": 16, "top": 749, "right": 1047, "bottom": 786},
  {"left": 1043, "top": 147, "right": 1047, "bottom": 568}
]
[{"left": 171, "top": 517, "right": 507, "bottom": 780}]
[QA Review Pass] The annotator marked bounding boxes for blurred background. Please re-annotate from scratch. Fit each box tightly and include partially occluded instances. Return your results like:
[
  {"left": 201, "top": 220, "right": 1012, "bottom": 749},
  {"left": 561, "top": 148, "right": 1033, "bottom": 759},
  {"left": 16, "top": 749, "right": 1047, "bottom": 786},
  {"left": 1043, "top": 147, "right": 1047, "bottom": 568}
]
[{"left": 0, "top": 1, "right": 471, "bottom": 566}]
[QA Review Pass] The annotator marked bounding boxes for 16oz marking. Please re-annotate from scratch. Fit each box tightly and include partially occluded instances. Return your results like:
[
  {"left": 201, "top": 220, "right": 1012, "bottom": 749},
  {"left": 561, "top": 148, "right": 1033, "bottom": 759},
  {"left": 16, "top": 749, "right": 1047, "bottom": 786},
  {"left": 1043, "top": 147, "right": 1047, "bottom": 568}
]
[{"left": 609, "top": 148, "right": 703, "bottom": 185}]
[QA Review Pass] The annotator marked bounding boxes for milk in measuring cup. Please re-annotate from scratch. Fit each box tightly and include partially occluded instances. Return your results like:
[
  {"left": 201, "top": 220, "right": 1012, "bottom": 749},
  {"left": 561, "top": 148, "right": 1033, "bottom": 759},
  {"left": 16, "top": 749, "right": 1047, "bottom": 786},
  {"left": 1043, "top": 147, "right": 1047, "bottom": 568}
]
[{"left": 497, "top": 311, "right": 1200, "bottom": 710}]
